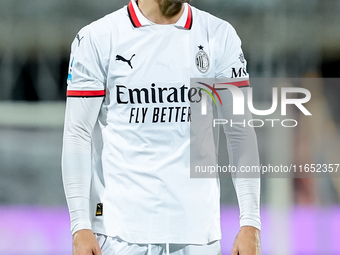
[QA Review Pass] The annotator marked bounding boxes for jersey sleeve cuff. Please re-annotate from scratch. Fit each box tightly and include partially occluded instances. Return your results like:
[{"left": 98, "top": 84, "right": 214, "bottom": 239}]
[
  {"left": 240, "top": 217, "right": 262, "bottom": 231},
  {"left": 71, "top": 221, "right": 92, "bottom": 235}
]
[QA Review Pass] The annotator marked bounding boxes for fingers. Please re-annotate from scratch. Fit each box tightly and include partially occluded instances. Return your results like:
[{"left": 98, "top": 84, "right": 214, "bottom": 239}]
[
  {"left": 231, "top": 233, "right": 239, "bottom": 255},
  {"left": 92, "top": 242, "right": 102, "bottom": 255},
  {"left": 231, "top": 245, "right": 239, "bottom": 255}
]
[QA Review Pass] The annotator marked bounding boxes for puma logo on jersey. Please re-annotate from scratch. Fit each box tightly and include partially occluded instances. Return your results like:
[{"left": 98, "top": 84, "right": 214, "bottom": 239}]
[
  {"left": 76, "top": 34, "right": 84, "bottom": 46},
  {"left": 116, "top": 54, "right": 135, "bottom": 69}
]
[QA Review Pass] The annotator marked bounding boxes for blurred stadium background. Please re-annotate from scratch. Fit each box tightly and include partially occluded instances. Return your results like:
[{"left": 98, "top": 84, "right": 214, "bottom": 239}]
[{"left": 1, "top": 0, "right": 340, "bottom": 254}]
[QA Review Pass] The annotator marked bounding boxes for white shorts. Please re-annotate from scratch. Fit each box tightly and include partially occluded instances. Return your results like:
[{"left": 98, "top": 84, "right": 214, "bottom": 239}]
[{"left": 95, "top": 234, "right": 221, "bottom": 255}]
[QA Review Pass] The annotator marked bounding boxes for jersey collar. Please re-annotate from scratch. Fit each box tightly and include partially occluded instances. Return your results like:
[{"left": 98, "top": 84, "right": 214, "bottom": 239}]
[{"left": 128, "top": 0, "right": 193, "bottom": 30}]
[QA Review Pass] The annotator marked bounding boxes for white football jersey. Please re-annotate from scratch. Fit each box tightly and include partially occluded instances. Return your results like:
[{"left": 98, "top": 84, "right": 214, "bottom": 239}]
[{"left": 63, "top": 0, "right": 259, "bottom": 244}]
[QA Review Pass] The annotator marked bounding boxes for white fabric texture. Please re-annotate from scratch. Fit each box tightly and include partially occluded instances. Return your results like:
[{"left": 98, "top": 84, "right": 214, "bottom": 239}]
[
  {"left": 62, "top": 97, "right": 103, "bottom": 234},
  {"left": 217, "top": 88, "right": 261, "bottom": 229}
]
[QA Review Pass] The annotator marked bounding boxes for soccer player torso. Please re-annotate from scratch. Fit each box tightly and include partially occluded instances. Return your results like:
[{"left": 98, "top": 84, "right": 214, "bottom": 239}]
[{"left": 66, "top": 0, "right": 247, "bottom": 244}]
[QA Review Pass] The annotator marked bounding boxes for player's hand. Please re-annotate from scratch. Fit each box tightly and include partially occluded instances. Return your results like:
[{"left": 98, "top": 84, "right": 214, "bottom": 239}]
[
  {"left": 231, "top": 226, "right": 261, "bottom": 255},
  {"left": 72, "top": 229, "right": 102, "bottom": 255}
]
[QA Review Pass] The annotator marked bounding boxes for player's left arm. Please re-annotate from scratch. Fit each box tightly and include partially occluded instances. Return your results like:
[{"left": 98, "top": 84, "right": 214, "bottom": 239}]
[
  {"left": 217, "top": 87, "right": 261, "bottom": 255},
  {"left": 215, "top": 22, "right": 261, "bottom": 255}
]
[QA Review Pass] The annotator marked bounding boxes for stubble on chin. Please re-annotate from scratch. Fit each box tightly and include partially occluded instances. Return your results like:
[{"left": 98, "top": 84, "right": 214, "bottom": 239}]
[{"left": 156, "top": 0, "right": 191, "bottom": 17}]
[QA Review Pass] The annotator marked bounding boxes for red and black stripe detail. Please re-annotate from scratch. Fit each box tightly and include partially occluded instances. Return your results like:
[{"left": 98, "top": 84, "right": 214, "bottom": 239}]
[
  {"left": 214, "top": 80, "right": 250, "bottom": 90},
  {"left": 184, "top": 5, "right": 193, "bottom": 30},
  {"left": 128, "top": 1, "right": 142, "bottom": 28},
  {"left": 67, "top": 90, "right": 106, "bottom": 98},
  {"left": 220, "top": 80, "right": 250, "bottom": 87}
]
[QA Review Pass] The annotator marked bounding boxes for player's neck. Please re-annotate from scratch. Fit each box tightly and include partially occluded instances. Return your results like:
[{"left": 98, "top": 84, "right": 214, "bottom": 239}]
[{"left": 137, "top": 0, "right": 185, "bottom": 25}]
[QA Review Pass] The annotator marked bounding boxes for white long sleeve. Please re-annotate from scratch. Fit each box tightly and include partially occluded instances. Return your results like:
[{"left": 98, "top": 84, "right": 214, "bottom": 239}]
[
  {"left": 217, "top": 87, "right": 261, "bottom": 230},
  {"left": 61, "top": 97, "right": 103, "bottom": 235}
]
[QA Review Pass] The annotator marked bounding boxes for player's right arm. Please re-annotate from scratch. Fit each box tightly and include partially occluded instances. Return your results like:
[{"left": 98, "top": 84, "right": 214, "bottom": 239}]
[
  {"left": 63, "top": 97, "right": 103, "bottom": 255},
  {"left": 62, "top": 25, "right": 107, "bottom": 255}
]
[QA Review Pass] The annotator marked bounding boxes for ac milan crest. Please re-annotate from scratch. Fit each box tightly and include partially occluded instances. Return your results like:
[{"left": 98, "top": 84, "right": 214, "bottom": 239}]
[{"left": 196, "top": 45, "right": 210, "bottom": 73}]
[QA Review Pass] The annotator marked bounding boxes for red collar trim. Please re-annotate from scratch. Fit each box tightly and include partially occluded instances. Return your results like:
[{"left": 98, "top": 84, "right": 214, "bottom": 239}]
[
  {"left": 128, "top": 1, "right": 142, "bottom": 28},
  {"left": 127, "top": 1, "right": 193, "bottom": 30},
  {"left": 184, "top": 5, "right": 193, "bottom": 30}
]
